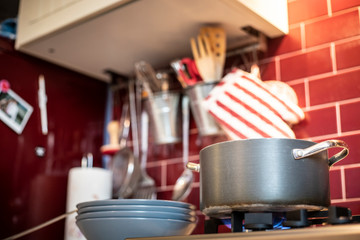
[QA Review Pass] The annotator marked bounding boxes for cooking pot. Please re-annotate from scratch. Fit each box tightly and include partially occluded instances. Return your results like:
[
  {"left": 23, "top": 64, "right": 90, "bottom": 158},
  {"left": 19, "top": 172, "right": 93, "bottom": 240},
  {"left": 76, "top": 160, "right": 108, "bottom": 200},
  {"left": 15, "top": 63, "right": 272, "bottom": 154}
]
[{"left": 186, "top": 139, "right": 349, "bottom": 217}]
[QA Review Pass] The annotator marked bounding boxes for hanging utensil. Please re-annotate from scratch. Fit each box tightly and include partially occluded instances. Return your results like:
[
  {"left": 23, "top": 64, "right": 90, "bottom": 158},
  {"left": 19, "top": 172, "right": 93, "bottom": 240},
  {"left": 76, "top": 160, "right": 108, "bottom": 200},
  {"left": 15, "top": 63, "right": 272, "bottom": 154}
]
[
  {"left": 120, "top": 79, "right": 142, "bottom": 198},
  {"left": 172, "top": 95, "right": 193, "bottom": 201},
  {"left": 108, "top": 104, "right": 131, "bottom": 197},
  {"left": 155, "top": 71, "right": 170, "bottom": 93},
  {"left": 200, "top": 26, "right": 226, "bottom": 80},
  {"left": 101, "top": 79, "right": 128, "bottom": 156},
  {"left": 135, "top": 61, "right": 162, "bottom": 93},
  {"left": 181, "top": 58, "right": 202, "bottom": 85},
  {"left": 170, "top": 59, "right": 188, "bottom": 88},
  {"left": 38, "top": 74, "right": 48, "bottom": 135},
  {"left": 190, "top": 34, "right": 216, "bottom": 82},
  {"left": 133, "top": 110, "right": 156, "bottom": 199},
  {"left": 110, "top": 80, "right": 141, "bottom": 199},
  {"left": 100, "top": 121, "right": 121, "bottom": 155},
  {"left": 171, "top": 58, "right": 201, "bottom": 87}
]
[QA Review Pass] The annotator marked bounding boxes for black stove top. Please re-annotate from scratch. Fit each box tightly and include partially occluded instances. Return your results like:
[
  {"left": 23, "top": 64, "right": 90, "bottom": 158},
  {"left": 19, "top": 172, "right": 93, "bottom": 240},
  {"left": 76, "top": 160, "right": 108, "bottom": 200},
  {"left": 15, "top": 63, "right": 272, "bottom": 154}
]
[
  {"left": 130, "top": 206, "right": 360, "bottom": 240},
  {"left": 205, "top": 206, "right": 360, "bottom": 233}
]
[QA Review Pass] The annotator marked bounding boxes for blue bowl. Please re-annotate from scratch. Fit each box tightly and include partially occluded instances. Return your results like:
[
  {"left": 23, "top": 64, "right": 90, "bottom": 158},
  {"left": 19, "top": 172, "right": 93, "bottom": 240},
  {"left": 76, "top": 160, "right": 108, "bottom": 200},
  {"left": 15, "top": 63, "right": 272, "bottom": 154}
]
[
  {"left": 77, "top": 204, "right": 196, "bottom": 215},
  {"left": 77, "top": 199, "right": 195, "bottom": 210},
  {"left": 76, "top": 210, "right": 197, "bottom": 222},
  {"left": 76, "top": 217, "right": 197, "bottom": 240}
]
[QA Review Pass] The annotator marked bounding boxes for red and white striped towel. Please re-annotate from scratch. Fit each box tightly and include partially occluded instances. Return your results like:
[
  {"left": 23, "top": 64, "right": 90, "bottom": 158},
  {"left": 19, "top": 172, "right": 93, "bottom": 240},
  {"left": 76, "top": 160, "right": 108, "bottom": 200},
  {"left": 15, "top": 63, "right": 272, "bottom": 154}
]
[{"left": 203, "top": 69, "right": 305, "bottom": 139}]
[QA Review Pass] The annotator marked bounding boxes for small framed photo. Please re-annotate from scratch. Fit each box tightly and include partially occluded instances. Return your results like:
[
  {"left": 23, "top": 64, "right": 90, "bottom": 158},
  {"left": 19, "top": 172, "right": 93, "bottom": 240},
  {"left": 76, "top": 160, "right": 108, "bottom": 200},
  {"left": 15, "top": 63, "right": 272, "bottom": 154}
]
[{"left": 0, "top": 89, "right": 33, "bottom": 134}]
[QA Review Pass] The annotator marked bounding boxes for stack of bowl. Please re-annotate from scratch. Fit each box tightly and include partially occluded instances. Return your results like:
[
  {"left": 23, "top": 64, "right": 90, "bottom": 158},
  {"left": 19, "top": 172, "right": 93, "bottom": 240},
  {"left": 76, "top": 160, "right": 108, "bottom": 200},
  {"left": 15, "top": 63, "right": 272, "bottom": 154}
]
[{"left": 76, "top": 199, "right": 197, "bottom": 240}]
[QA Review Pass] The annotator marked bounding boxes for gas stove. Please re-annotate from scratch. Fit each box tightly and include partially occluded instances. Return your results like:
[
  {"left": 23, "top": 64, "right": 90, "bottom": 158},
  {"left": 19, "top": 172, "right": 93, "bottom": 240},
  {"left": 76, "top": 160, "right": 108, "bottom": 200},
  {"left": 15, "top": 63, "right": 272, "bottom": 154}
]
[
  {"left": 131, "top": 206, "right": 360, "bottom": 240},
  {"left": 204, "top": 206, "right": 360, "bottom": 232}
]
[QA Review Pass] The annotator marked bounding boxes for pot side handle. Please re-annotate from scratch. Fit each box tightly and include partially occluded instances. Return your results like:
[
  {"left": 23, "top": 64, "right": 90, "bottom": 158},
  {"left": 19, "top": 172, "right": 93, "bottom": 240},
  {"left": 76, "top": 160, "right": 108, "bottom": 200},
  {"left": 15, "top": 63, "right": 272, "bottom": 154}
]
[
  {"left": 186, "top": 162, "right": 200, "bottom": 172},
  {"left": 292, "top": 140, "right": 349, "bottom": 167}
]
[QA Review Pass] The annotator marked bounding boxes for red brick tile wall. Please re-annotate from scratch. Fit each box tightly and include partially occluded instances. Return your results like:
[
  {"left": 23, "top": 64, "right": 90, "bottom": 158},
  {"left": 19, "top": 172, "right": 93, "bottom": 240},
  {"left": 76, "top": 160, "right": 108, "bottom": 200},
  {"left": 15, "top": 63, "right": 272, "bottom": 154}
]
[
  {"left": 144, "top": 0, "right": 360, "bottom": 234},
  {"left": 264, "top": 0, "right": 360, "bottom": 216}
]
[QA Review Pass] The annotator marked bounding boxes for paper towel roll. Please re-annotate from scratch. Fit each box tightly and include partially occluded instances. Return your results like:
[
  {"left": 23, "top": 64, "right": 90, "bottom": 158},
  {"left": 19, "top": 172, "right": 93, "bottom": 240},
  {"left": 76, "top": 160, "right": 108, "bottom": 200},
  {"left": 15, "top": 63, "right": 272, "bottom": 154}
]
[{"left": 64, "top": 167, "right": 112, "bottom": 240}]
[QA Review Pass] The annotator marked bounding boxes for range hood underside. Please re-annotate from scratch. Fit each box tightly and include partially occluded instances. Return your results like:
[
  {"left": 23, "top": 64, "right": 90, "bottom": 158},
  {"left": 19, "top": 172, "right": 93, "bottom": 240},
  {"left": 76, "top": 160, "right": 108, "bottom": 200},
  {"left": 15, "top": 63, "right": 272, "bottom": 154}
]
[{"left": 16, "top": 0, "right": 287, "bottom": 82}]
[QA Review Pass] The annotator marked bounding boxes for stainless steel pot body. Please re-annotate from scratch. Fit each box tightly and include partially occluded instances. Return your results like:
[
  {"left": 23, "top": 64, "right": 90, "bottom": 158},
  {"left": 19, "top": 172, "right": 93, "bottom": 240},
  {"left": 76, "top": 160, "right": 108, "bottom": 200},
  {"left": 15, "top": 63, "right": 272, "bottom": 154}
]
[{"left": 188, "top": 139, "right": 348, "bottom": 217}]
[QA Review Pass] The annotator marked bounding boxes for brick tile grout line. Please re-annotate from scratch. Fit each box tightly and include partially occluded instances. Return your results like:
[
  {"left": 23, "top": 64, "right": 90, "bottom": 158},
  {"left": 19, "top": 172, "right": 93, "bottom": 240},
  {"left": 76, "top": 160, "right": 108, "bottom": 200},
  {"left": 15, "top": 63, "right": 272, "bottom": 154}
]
[
  {"left": 327, "top": 0, "right": 332, "bottom": 17},
  {"left": 340, "top": 166, "right": 347, "bottom": 201},
  {"left": 335, "top": 102, "right": 342, "bottom": 136}
]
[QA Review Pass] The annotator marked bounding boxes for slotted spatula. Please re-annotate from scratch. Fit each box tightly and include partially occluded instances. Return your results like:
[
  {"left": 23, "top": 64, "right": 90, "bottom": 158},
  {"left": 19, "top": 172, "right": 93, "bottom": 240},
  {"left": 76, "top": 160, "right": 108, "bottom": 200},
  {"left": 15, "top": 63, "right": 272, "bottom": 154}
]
[
  {"left": 200, "top": 27, "right": 226, "bottom": 80},
  {"left": 190, "top": 34, "right": 216, "bottom": 82}
]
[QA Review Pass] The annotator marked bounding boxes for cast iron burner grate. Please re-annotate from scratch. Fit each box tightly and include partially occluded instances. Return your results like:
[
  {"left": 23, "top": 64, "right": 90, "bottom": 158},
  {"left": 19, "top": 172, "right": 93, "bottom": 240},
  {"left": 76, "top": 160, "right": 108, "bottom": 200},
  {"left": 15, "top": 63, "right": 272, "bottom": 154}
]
[{"left": 204, "top": 206, "right": 360, "bottom": 233}]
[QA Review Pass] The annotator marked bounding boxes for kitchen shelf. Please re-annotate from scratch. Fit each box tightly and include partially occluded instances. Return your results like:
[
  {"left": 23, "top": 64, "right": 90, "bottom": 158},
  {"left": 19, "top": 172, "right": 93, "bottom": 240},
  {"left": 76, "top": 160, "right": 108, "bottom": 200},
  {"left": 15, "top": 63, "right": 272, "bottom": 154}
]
[{"left": 15, "top": 0, "right": 288, "bottom": 82}]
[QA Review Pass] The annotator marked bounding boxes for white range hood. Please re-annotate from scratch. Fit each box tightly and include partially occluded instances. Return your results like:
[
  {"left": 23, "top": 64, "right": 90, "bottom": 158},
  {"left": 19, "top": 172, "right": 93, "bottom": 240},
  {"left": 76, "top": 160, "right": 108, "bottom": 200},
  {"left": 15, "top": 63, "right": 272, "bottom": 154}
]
[{"left": 15, "top": 0, "right": 288, "bottom": 82}]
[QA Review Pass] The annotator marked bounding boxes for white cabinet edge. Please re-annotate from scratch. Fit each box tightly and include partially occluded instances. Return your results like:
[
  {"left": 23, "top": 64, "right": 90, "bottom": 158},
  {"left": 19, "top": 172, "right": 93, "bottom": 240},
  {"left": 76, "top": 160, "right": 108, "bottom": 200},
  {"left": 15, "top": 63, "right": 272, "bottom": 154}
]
[
  {"left": 15, "top": 0, "right": 133, "bottom": 49},
  {"left": 237, "top": 0, "right": 289, "bottom": 35}
]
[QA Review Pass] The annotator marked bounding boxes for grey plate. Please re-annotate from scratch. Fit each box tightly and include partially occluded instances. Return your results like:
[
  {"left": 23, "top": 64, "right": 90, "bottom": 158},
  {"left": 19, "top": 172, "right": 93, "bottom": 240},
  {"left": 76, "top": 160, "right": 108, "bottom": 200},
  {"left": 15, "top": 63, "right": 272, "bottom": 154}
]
[
  {"left": 76, "top": 210, "right": 197, "bottom": 222},
  {"left": 77, "top": 199, "right": 195, "bottom": 210},
  {"left": 77, "top": 204, "right": 196, "bottom": 215},
  {"left": 76, "top": 217, "right": 196, "bottom": 240}
]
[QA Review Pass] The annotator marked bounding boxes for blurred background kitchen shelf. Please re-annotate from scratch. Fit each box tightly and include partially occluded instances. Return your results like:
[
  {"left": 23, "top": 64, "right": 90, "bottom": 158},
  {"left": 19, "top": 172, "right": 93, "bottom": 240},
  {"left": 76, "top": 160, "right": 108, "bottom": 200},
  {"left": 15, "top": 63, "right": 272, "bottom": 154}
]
[{"left": 1, "top": 0, "right": 360, "bottom": 239}]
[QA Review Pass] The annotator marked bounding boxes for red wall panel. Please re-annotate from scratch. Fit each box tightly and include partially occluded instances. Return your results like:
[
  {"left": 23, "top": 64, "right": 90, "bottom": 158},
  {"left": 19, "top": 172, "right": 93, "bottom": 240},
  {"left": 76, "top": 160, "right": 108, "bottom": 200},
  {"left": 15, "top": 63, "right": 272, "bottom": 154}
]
[
  {"left": 292, "top": 107, "right": 338, "bottom": 138},
  {"left": 0, "top": 38, "right": 107, "bottom": 239},
  {"left": 291, "top": 83, "right": 306, "bottom": 108},
  {"left": 336, "top": 38, "right": 360, "bottom": 70},
  {"left": 287, "top": 0, "right": 328, "bottom": 24},
  {"left": 341, "top": 101, "right": 360, "bottom": 132},
  {"left": 329, "top": 169, "right": 342, "bottom": 200},
  {"left": 345, "top": 168, "right": 360, "bottom": 198},
  {"left": 309, "top": 70, "right": 360, "bottom": 105},
  {"left": 266, "top": 26, "right": 302, "bottom": 57},
  {"left": 331, "top": 0, "right": 360, "bottom": 12},
  {"left": 259, "top": 60, "right": 276, "bottom": 80},
  {"left": 280, "top": 47, "right": 332, "bottom": 81},
  {"left": 305, "top": 10, "right": 360, "bottom": 47}
]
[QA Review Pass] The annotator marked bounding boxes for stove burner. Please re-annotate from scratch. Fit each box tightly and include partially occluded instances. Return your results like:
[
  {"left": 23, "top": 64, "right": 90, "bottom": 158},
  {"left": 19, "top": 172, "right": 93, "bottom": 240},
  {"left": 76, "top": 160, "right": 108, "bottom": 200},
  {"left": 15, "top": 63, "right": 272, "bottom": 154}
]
[
  {"left": 204, "top": 212, "right": 277, "bottom": 233},
  {"left": 283, "top": 209, "right": 309, "bottom": 228},
  {"left": 204, "top": 206, "right": 359, "bottom": 233},
  {"left": 327, "top": 206, "right": 352, "bottom": 224},
  {"left": 244, "top": 213, "right": 273, "bottom": 231},
  {"left": 283, "top": 206, "right": 353, "bottom": 227},
  {"left": 231, "top": 212, "right": 244, "bottom": 232}
]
